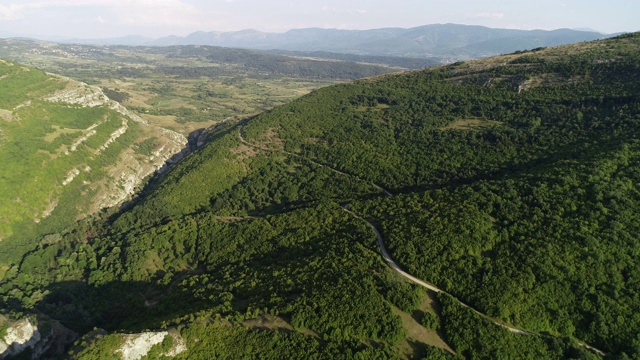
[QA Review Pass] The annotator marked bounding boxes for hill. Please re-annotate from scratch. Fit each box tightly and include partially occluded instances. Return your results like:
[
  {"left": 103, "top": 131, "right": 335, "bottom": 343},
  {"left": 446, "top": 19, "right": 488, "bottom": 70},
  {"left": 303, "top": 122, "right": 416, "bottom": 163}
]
[
  {"left": 0, "top": 39, "right": 399, "bottom": 83},
  {"left": 9, "top": 24, "right": 609, "bottom": 62},
  {"left": 0, "top": 39, "right": 400, "bottom": 136},
  {"left": 263, "top": 50, "right": 441, "bottom": 70},
  {"left": 0, "top": 59, "right": 186, "bottom": 255},
  {"left": 2, "top": 33, "right": 640, "bottom": 359},
  {"left": 149, "top": 24, "right": 610, "bottom": 60}
]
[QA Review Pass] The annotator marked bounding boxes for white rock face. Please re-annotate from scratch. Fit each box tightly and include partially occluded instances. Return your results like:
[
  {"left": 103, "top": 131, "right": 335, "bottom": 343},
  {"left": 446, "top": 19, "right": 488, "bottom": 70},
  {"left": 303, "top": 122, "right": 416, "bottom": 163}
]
[
  {"left": 68, "top": 129, "right": 97, "bottom": 153},
  {"left": 62, "top": 168, "right": 81, "bottom": 186},
  {"left": 165, "top": 334, "right": 187, "bottom": 357},
  {"left": 13, "top": 100, "right": 31, "bottom": 111},
  {"left": 115, "top": 331, "right": 186, "bottom": 360},
  {"left": 96, "top": 119, "right": 128, "bottom": 154},
  {"left": 108, "top": 101, "right": 149, "bottom": 125},
  {"left": 162, "top": 128, "right": 188, "bottom": 145},
  {"left": 0, "top": 319, "right": 41, "bottom": 359},
  {"left": 44, "top": 78, "right": 149, "bottom": 125},
  {"left": 45, "top": 84, "right": 109, "bottom": 108},
  {"left": 40, "top": 74, "right": 188, "bottom": 218}
]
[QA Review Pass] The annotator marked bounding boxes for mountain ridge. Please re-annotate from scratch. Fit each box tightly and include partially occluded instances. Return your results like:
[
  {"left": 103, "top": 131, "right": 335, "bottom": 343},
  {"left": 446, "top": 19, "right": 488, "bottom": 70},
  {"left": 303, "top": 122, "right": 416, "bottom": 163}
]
[
  {"left": 149, "top": 24, "right": 610, "bottom": 59},
  {"left": 1, "top": 24, "right": 616, "bottom": 61}
]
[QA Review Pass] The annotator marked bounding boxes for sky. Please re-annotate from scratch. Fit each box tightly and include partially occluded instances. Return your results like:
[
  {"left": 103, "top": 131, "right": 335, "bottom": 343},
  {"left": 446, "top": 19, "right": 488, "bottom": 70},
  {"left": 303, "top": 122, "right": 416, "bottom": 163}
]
[{"left": 0, "top": 0, "right": 638, "bottom": 39}]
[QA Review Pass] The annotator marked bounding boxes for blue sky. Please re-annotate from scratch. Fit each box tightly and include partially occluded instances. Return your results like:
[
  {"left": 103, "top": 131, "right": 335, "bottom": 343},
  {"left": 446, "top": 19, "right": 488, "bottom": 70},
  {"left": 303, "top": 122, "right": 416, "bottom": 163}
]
[{"left": 0, "top": 0, "right": 638, "bottom": 39}]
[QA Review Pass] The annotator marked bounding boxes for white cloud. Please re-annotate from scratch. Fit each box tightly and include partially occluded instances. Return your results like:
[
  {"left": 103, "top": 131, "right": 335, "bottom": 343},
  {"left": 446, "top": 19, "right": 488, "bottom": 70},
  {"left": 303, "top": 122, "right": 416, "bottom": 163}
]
[
  {"left": 319, "top": 6, "right": 368, "bottom": 16},
  {"left": 0, "top": 0, "right": 207, "bottom": 28},
  {"left": 0, "top": 3, "right": 28, "bottom": 20},
  {"left": 468, "top": 12, "right": 505, "bottom": 20}
]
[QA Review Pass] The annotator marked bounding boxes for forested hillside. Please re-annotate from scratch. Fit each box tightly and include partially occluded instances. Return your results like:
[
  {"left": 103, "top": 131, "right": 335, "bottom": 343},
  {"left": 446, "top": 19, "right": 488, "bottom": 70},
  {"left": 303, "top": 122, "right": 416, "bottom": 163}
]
[{"left": 1, "top": 33, "right": 639, "bottom": 359}]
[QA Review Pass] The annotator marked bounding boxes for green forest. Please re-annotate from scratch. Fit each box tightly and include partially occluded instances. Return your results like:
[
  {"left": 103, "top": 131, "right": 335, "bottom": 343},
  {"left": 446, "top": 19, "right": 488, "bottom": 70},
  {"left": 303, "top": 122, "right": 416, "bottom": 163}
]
[{"left": 1, "top": 33, "right": 640, "bottom": 359}]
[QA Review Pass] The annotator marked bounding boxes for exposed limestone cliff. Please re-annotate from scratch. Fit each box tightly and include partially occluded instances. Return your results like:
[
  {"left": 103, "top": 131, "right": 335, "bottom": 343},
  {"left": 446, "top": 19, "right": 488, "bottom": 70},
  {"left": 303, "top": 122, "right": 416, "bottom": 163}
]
[
  {"left": 45, "top": 77, "right": 149, "bottom": 125},
  {"left": 38, "top": 76, "right": 188, "bottom": 221},
  {"left": 0, "top": 316, "right": 77, "bottom": 360},
  {"left": 115, "top": 331, "right": 186, "bottom": 360},
  {"left": 0, "top": 318, "right": 40, "bottom": 359}
]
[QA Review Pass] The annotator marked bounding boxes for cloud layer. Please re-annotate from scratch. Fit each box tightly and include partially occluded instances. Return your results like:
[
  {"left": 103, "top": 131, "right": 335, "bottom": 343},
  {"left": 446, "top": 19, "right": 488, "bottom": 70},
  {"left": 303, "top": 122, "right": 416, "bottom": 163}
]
[{"left": 1, "top": 0, "right": 207, "bottom": 27}]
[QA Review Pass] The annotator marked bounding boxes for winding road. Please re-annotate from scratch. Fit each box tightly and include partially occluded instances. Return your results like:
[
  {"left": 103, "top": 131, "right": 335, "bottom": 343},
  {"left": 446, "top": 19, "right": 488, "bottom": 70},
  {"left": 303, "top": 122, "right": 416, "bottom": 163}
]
[
  {"left": 346, "top": 206, "right": 606, "bottom": 355},
  {"left": 238, "top": 125, "right": 606, "bottom": 357},
  {"left": 342, "top": 205, "right": 442, "bottom": 294},
  {"left": 342, "top": 205, "right": 535, "bottom": 336}
]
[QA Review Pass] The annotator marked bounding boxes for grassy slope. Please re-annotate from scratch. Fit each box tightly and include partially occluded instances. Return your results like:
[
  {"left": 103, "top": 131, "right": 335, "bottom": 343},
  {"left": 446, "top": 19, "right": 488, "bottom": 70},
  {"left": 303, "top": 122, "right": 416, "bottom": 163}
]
[
  {"left": 0, "top": 59, "right": 182, "bottom": 267},
  {"left": 0, "top": 61, "right": 99, "bottom": 240}
]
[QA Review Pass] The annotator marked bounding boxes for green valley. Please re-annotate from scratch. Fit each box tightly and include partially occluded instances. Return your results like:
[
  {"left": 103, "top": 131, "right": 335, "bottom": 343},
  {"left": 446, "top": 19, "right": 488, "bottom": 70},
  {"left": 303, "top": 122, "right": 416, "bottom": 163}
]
[
  {"left": 1, "top": 32, "right": 640, "bottom": 359},
  {"left": 0, "top": 40, "right": 399, "bottom": 136}
]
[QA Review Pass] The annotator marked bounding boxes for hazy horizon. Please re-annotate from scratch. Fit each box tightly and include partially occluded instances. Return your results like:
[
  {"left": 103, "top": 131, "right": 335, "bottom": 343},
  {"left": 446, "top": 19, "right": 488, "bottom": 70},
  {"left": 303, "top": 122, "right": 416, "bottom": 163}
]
[
  {"left": 0, "top": 0, "right": 637, "bottom": 40},
  {"left": 0, "top": 23, "right": 622, "bottom": 42}
]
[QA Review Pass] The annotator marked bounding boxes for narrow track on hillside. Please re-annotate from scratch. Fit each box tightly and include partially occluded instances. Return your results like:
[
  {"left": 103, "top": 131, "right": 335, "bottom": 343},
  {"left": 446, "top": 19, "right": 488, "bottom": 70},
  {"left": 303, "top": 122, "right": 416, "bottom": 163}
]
[
  {"left": 237, "top": 124, "right": 606, "bottom": 357},
  {"left": 238, "top": 127, "right": 393, "bottom": 197}
]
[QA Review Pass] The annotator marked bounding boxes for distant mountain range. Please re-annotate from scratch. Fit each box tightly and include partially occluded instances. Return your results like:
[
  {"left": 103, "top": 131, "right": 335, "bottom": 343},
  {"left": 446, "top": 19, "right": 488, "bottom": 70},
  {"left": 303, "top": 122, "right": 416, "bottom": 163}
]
[
  {"left": 1, "top": 24, "right": 617, "bottom": 60},
  {"left": 150, "top": 24, "right": 613, "bottom": 59}
]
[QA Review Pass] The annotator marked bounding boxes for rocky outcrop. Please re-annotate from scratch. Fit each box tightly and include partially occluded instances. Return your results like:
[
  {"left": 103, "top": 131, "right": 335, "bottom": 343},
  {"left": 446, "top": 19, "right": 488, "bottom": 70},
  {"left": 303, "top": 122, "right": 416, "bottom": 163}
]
[
  {"left": 67, "top": 129, "right": 97, "bottom": 154},
  {"left": 39, "top": 74, "right": 188, "bottom": 220},
  {"left": 0, "top": 319, "right": 40, "bottom": 359},
  {"left": 0, "top": 316, "right": 77, "bottom": 360},
  {"left": 115, "top": 331, "right": 187, "bottom": 360},
  {"left": 45, "top": 83, "right": 109, "bottom": 108},
  {"left": 90, "top": 135, "right": 185, "bottom": 211},
  {"left": 61, "top": 168, "right": 81, "bottom": 186},
  {"left": 108, "top": 101, "right": 148, "bottom": 125},
  {"left": 44, "top": 78, "right": 149, "bottom": 125},
  {"left": 96, "top": 118, "right": 128, "bottom": 155}
]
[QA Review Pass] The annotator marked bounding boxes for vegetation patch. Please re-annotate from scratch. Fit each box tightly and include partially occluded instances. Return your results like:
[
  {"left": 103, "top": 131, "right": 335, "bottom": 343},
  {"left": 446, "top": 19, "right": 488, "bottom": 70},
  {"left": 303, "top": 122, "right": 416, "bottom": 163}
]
[
  {"left": 440, "top": 118, "right": 502, "bottom": 131},
  {"left": 42, "top": 125, "right": 83, "bottom": 143},
  {"left": 393, "top": 305, "right": 453, "bottom": 357},
  {"left": 242, "top": 315, "right": 296, "bottom": 333},
  {"left": 0, "top": 109, "right": 14, "bottom": 121}
]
